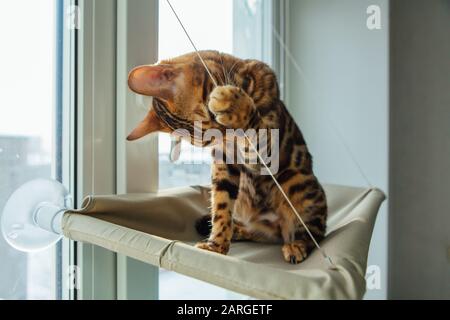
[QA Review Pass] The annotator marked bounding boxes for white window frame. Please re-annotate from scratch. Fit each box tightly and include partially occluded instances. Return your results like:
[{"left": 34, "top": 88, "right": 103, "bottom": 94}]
[
  {"left": 271, "top": 0, "right": 290, "bottom": 102},
  {"left": 59, "top": 0, "right": 79, "bottom": 300},
  {"left": 115, "top": 0, "right": 159, "bottom": 300},
  {"left": 74, "top": 0, "right": 117, "bottom": 300},
  {"left": 73, "top": 0, "right": 159, "bottom": 300}
]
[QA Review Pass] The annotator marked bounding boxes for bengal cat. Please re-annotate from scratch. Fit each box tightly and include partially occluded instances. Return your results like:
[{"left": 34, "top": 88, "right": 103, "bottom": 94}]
[{"left": 127, "top": 51, "right": 327, "bottom": 264}]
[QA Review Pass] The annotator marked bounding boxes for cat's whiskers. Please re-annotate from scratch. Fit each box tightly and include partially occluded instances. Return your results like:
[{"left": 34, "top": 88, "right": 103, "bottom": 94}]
[
  {"left": 217, "top": 64, "right": 227, "bottom": 86},
  {"left": 219, "top": 55, "right": 230, "bottom": 86},
  {"left": 226, "top": 60, "right": 240, "bottom": 86}
]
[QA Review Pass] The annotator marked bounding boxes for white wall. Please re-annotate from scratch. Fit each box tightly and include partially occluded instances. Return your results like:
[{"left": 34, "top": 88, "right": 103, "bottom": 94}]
[
  {"left": 287, "top": 0, "right": 389, "bottom": 299},
  {"left": 389, "top": 0, "right": 450, "bottom": 299}
]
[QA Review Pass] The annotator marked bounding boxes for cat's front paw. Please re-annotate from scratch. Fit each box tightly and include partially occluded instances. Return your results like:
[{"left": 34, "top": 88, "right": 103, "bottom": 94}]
[
  {"left": 208, "top": 85, "right": 255, "bottom": 129},
  {"left": 195, "top": 240, "right": 230, "bottom": 255}
]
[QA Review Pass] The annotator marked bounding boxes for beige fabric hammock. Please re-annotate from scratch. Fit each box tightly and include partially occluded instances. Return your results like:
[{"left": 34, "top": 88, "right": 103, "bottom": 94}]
[{"left": 62, "top": 184, "right": 385, "bottom": 300}]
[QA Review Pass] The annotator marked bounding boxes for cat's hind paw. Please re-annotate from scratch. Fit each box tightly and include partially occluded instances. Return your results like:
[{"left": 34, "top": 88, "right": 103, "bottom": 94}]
[{"left": 282, "top": 242, "right": 308, "bottom": 264}]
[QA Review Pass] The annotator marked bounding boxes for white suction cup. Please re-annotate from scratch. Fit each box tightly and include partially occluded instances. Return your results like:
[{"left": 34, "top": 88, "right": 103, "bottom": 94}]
[{"left": 1, "top": 179, "right": 71, "bottom": 252}]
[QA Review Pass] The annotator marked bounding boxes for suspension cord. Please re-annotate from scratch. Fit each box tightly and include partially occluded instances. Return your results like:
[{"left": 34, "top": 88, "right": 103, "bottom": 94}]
[{"left": 165, "top": 0, "right": 218, "bottom": 87}]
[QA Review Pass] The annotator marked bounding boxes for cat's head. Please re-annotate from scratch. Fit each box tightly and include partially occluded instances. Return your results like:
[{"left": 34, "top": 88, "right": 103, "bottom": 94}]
[{"left": 127, "top": 50, "right": 278, "bottom": 141}]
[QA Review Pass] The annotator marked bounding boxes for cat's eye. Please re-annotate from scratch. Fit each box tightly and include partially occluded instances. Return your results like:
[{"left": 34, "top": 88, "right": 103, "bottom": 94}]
[{"left": 242, "top": 75, "right": 252, "bottom": 91}]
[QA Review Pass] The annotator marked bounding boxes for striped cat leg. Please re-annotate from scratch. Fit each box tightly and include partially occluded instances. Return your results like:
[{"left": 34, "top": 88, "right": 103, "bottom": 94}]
[
  {"left": 281, "top": 204, "right": 327, "bottom": 264},
  {"left": 278, "top": 209, "right": 310, "bottom": 264},
  {"left": 195, "top": 163, "right": 240, "bottom": 255},
  {"left": 276, "top": 172, "right": 327, "bottom": 264}
]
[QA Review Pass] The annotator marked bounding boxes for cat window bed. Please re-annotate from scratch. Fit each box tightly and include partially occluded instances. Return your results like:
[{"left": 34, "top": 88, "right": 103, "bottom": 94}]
[{"left": 61, "top": 184, "right": 385, "bottom": 300}]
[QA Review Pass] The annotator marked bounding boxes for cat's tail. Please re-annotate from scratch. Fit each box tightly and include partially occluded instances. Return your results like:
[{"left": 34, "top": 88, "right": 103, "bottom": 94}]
[{"left": 195, "top": 214, "right": 212, "bottom": 237}]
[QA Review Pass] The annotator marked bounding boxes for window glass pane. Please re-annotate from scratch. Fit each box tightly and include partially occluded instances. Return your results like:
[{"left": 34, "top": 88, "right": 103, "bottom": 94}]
[
  {"left": 0, "top": 0, "right": 60, "bottom": 299},
  {"left": 233, "top": 0, "right": 269, "bottom": 62},
  {"left": 158, "top": 0, "right": 234, "bottom": 190},
  {"left": 157, "top": 0, "right": 267, "bottom": 300}
]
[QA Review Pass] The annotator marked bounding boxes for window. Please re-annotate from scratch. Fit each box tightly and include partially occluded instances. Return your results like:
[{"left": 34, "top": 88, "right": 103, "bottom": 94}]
[
  {"left": 157, "top": 0, "right": 273, "bottom": 299},
  {"left": 0, "top": 0, "right": 62, "bottom": 299},
  {"left": 157, "top": 0, "right": 233, "bottom": 189}
]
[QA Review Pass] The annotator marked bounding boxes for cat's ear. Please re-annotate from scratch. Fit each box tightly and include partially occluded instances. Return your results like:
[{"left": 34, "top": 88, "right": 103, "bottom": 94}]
[
  {"left": 127, "top": 109, "right": 167, "bottom": 141},
  {"left": 128, "top": 65, "right": 175, "bottom": 99}
]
